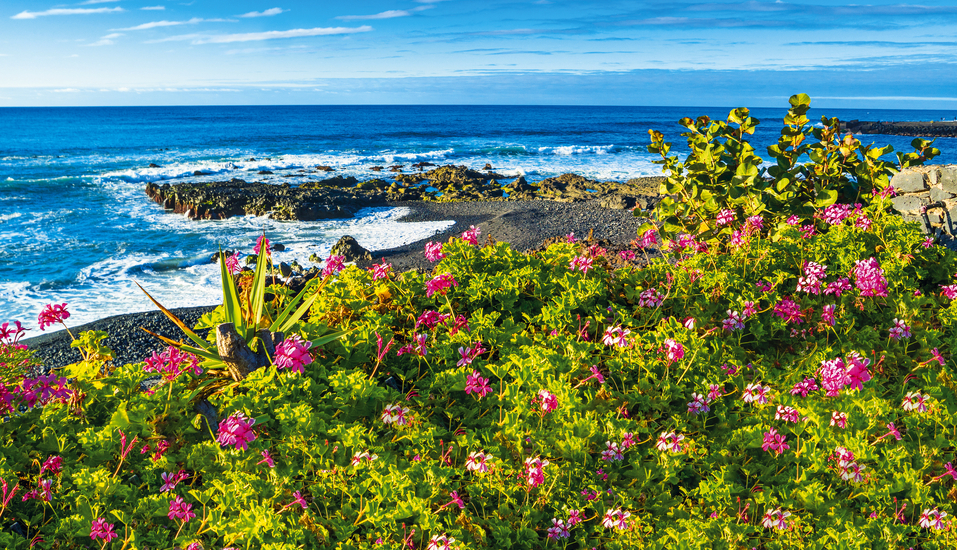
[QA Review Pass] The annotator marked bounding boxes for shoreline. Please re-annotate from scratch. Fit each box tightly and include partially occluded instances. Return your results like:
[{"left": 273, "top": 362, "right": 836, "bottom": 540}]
[{"left": 24, "top": 196, "right": 651, "bottom": 370}]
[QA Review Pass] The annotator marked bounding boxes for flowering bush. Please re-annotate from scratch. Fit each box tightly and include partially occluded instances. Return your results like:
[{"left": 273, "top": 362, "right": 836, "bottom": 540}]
[{"left": 2, "top": 102, "right": 957, "bottom": 549}]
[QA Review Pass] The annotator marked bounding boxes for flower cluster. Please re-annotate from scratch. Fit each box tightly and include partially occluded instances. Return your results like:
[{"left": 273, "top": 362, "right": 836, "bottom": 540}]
[
  {"left": 461, "top": 225, "right": 481, "bottom": 246},
  {"left": 761, "top": 508, "right": 791, "bottom": 530},
  {"left": 818, "top": 352, "right": 871, "bottom": 397},
  {"left": 830, "top": 447, "right": 866, "bottom": 483},
  {"left": 90, "top": 518, "right": 118, "bottom": 542},
  {"left": 662, "top": 338, "right": 684, "bottom": 364},
  {"left": 465, "top": 451, "right": 492, "bottom": 473},
  {"left": 742, "top": 383, "right": 771, "bottom": 405},
  {"left": 424, "top": 241, "right": 445, "bottom": 262},
  {"left": 524, "top": 457, "right": 549, "bottom": 488},
  {"left": 638, "top": 287, "right": 664, "bottom": 308},
  {"left": 569, "top": 255, "right": 594, "bottom": 274},
  {"left": 919, "top": 508, "right": 948, "bottom": 530},
  {"left": 852, "top": 257, "right": 888, "bottom": 297},
  {"left": 168, "top": 495, "right": 196, "bottom": 523},
  {"left": 655, "top": 431, "right": 685, "bottom": 453},
  {"left": 797, "top": 261, "right": 827, "bottom": 295},
  {"left": 322, "top": 255, "right": 346, "bottom": 278},
  {"left": 533, "top": 389, "right": 558, "bottom": 414},
  {"left": 274, "top": 334, "right": 313, "bottom": 374},
  {"left": 762, "top": 429, "right": 789, "bottom": 456},
  {"left": 397, "top": 333, "right": 429, "bottom": 357},
  {"left": 773, "top": 297, "right": 804, "bottom": 325},
  {"left": 38, "top": 303, "right": 70, "bottom": 331},
  {"left": 902, "top": 391, "right": 929, "bottom": 413},
  {"left": 888, "top": 318, "right": 912, "bottom": 341},
  {"left": 601, "top": 508, "right": 631, "bottom": 530},
  {"left": 425, "top": 273, "right": 458, "bottom": 298},
  {"left": 602, "top": 326, "right": 630, "bottom": 348},
  {"left": 143, "top": 346, "right": 201, "bottom": 381},
  {"left": 216, "top": 412, "right": 257, "bottom": 451},
  {"left": 381, "top": 404, "right": 411, "bottom": 426},
  {"left": 464, "top": 370, "right": 492, "bottom": 399}
]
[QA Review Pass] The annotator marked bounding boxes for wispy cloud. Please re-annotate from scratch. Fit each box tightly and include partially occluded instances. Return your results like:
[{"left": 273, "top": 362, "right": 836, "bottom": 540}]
[
  {"left": 141, "top": 5, "right": 165, "bottom": 10},
  {"left": 239, "top": 7, "right": 284, "bottom": 18},
  {"left": 12, "top": 7, "right": 124, "bottom": 19},
  {"left": 88, "top": 32, "right": 123, "bottom": 46},
  {"left": 150, "top": 26, "right": 373, "bottom": 44},
  {"left": 336, "top": 10, "right": 410, "bottom": 21},
  {"left": 114, "top": 18, "right": 230, "bottom": 31},
  {"left": 81, "top": 0, "right": 120, "bottom": 4}
]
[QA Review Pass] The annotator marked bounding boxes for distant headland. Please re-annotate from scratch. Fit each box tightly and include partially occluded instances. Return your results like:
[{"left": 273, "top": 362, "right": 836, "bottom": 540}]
[{"left": 840, "top": 119, "right": 957, "bottom": 138}]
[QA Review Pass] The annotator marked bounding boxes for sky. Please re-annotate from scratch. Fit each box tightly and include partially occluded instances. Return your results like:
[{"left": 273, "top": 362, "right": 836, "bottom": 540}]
[{"left": 1, "top": 0, "right": 956, "bottom": 107}]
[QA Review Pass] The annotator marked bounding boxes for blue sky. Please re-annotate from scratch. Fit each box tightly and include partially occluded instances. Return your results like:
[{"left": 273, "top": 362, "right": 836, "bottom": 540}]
[{"left": 1, "top": 0, "right": 956, "bottom": 107}]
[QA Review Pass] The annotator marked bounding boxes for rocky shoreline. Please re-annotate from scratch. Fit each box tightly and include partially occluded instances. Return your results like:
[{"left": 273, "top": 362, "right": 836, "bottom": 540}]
[
  {"left": 144, "top": 164, "right": 664, "bottom": 221},
  {"left": 24, "top": 195, "right": 655, "bottom": 370},
  {"left": 840, "top": 120, "right": 957, "bottom": 138}
]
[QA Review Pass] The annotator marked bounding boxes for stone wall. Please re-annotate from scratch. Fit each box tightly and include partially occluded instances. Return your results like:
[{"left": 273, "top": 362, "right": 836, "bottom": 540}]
[{"left": 889, "top": 164, "right": 957, "bottom": 236}]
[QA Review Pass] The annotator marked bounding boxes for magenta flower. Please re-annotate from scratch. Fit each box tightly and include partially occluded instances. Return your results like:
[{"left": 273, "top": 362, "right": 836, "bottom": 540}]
[
  {"left": 745, "top": 215, "right": 764, "bottom": 233},
  {"left": 397, "top": 332, "right": 429, "bottom": 357},
  {"left": 424, "top": 241, "right": 445, "bottom": 262},
  {"left": 322, "top": 254, "right": 345, "bottom": 278},
  {"left": 461, "top": 225, "right": 481, "bottom": 246},
  {"left": 256, "top": 449, "right": 276, "bottom": 468},
  {"left": 797, "top": 261, "right": 827, "bottom": 295},
  {"left": 761, "top": 428, "right": 789, "bottom": 456},
  {"left": 465, "top": 451, "right": 492, "bottom": 473},
  {"left": 524, "top": 456, "right": 549, "bottom": 488},
  {"left": 601, "top": 508, "right": 631, "bottom": 530},
  {"left": 168, "top": 495, "right": 196, "bottom": 523},
  {"left": 773, "top": 297, "right": 804, "bottom": 325},
  {"left": 90, "top": 517, "right": 118, "bottom": 542},
  {"left": 534, "top": 389, "right": 558, "bottom": 414},
  {"left": 821, "top": 304, "right": 836, "bottom": 327},
  {"left": 790, "top": 376, "right": 819, "bottom": 398},
  {"left": 638, "top": 287, "right": 664, "bottom": 308},
  {"left": 224, "top": 252, "right": 242, "bottom": 275},
  {"left": 425, "top": 273, "right": 458, "bottom": 298},
  {"left": 619, "top": 250, "right": 636, "bottom": 261},
  {"left": 426, "top": 534, "right": 455, "bottom": 550},
  {"left": 291, "top": 490, "right": 308, "bottom": 510},
  {"left": 40, "top": 456, "right": 63, "bottom": 476},
  {"left": 902, "top": 391, "right": 929, "bottom": 413},
  {"left": 546, "top": 517, "right": 571, "bottom": 539},
  {"left": 888, "top": 318, "right": 912, "bottom": 341},
  {"left": 786, "top": 215, "right": 801, "bottom": 225},
  {"left": 369, "top": 260, "right": 392, "bottom": 281},
  {"left": 160, "top": 472, "right": 179, "bottom": 493},
  {"left": 216, "top": 412, "right": 257, "bottom": 451},
  {"left": 716, "top": 209, "right": 735, "bottom": 226},
  {"left": 37, "top": 303, "right": 70, "bottom": 331},
  {"left": 601, "top": 440, "right": 624, "bottom": 461},
  {"left": 254, "top": 235, "right": 270, "bottom": 256},
  {"left": 830, "top": 411, "right": 848, "bottom": 428},
  {"left": 742, "top": 383, "right": 771, "bottom": 405},
  {"left": 601, "top": 325, "right": 630, "bottom": 348},
  {"left": 581, "top": 365, "right": 605, "bottom": 385},
  {"left": 919, "top": 508, "right": 948, "bottom": 530},
  {"left": 941, "top": 284, "right": 957, "bottom": 300},
  {"left": 662, "top": 338, "right": 684, "bottom": 364},
  {"left": 273, "top": 334, "right": 313, "bottom": 374},
  {"left": 761, "top": 508, "right": 791, "bottom": 530},
  {"left": 775, "top": 405, "right": 801, "bottom": 423},
  {"left": 415, "top": 310, "right": 451, "bottom": 330},
  {"left": 464, "top": 370, "right": 492, "bottom": 399},
  {"left": 687, "top": 392, "right": 710, "bottom": 415},
  {"left": 655, "top": 431, "right": 684, "bottom": 453},
  {"left": 144, "top": 346, "right": 201, "bottom": 381},
  {"left": 931, "top": 348, "right": 945, "bottom": 366},
  {"left": 569, "top": 255, "right": 594, "bottom": 274},
  {"left": 568, "top": 509, "right": 583, "bottom": 526},
  {"left": 853, "top": 257, "right": 888, "bottom": 297},
  {"left": 855, "top": 214, "right": 873, "bottom": 230},
  {"left": 722, "top": 310, "right": 745, "bottom": 332},
  {"left": 351, "top": 451, "right": 378, "bottom": 466},
  {"left": 824, "top": 278, "right": 852, "bottom": 297},
  {"left": 566, "top": 232, "right": 577, "bottom": 243},
  {"left": 381, "top": 404, "right": 411, "bottom": 426},
  {"left": 0, "top": 320, "right": 26, "bottom": 346},
  {"left": 931, "top": 463, "right": 957, "bottom": 483},
  {"left": 637, "top": 228, "right": 658, "bottom": 249}
]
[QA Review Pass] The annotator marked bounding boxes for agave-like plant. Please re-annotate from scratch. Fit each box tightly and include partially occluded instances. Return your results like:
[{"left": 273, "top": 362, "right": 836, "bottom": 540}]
[{"left": 137, "top": 244, "right": 347, "bottom": 382}]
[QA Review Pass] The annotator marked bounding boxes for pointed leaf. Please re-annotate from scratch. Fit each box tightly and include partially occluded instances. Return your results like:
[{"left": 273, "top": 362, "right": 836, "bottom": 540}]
[
  {"left": 218, "top": 249, "right": 245, "bottom": 337},
  {"left": 310, "top": 329, "right": 351, "bottom": 349},
  {"left": 136, "top": 282, "right": 209, "bottom": 350}
]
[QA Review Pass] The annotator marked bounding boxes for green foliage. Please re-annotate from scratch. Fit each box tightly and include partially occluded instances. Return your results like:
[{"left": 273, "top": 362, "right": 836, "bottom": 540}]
[{"left": 643, "top": 94, "right": 941, "bottom": 247}]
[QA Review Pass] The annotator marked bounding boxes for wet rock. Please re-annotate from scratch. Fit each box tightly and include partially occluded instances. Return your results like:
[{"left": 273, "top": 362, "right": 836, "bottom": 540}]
[
  {"left": 258, "top": 170, "right": 274, "bottom": 175},
  {"left": 370, "top": 166, "right": 384, "bottom": 172},
  {"left": 389, "top": 165, "right": 404, "bottom": 173},
  {"left": 537, "top": 173, "right": 603, "bottom": 202},
  {"left": 193, "top": 170, "right": 211, "bottom": 176},
  {"left": 301, "top": 176, "right": 359, "bottom": 189},
  {"left": 412, "top": 161, "right": 436, "bottom": 171},
  {"left": 316, "top": 165, "right": 334, "bottom": 172},
  {"left": 148, "top": 163, "right": 161, "bottom": 168},
  {"left": 330, "top": 235, "right": 373, "bottom": 263}
]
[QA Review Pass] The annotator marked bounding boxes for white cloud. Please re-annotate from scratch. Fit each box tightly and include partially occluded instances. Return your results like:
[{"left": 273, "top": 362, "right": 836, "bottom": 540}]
[
  {"left": 52, "top": 88, "right": 82, "bottom": 93},
  {"left": 80, "top": 0, "right": 120, "bottom": 4},
  {"left": 12, "top": 7, "right": 123, "bottom": 19},
  {"left": 152, "top": 25, "right": 373, "bottom": 44},
  {"left": 336, "top": 10, "right": 410, "bottom": 21},
  {"left": 141, "top": 5, "right": 166, "bottom": 10},
  {"left": 88, "top": 32, "right": 124, "bottom": 46},
  {"left": 239, "top": 7, "right": 284, "bottom": 18},
  {"left": 114, "top": 17, "right": 229, "bottom": 31}
]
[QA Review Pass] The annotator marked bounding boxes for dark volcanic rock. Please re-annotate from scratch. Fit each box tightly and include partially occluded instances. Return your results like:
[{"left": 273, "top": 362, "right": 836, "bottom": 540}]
[
  {"left": 148, "top": 163, "right": 161, "bottom": 168},
  {"left": 144, "top": 178, "right": 388, "bottom": 221},
  {"left": 330, "top": 235, "right": 373, "bottom": 263},
  {"left": 301, "top": 176, "right": 359, "bottom": 189},
  {"left": 537, "top": 173, "right": 605, "bottom": 202},
  {"left": 841, "top": 119, "right": 957, "bottom": 137}
]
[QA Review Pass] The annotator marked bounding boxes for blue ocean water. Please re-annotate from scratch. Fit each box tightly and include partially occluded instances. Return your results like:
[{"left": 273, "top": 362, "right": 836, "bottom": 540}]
[{"left": 1, "top": 105, "right": 956, "bottom": 326}]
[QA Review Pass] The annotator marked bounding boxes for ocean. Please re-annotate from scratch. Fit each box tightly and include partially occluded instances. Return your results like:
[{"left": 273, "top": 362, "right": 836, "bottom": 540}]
[{"left": 2, "top": 105, "right": 956, "bottom": 327}]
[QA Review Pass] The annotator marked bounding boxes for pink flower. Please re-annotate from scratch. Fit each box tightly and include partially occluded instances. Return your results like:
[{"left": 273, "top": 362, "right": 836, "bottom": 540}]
[
  {"left": 855, "top": 214, "right": 872, "bottom": 230},
  {"left": 621, "top": 432, "right": 636, "bottom": 449},
  {"left": 761, "top": 428, "right": 789, "bottom": 456},
  {"left": 687, "top": 392, "right": 710, "bottom": 415},
  {"left": 919, "top": 508, "right": 948, "bottom": 530},
  {"left": 761, "top": 508, "right": 791, "bottom": 530},
  {"left": 144, "top": 346, "right": 202, "bottom": 381},
  {"left": 619, "top": 250, "right": 636, "bottom": 261},
  {"left": 225, "top": 252, "right": 242, "bottom": 275},
  {"left": 637, "top": 228, "right": 658, "bottom": 249},
  {"left": 524, "top": 456, "right": 549, "bottom": 488},
  {"left": 790, "top": 376, "right": 819, "bottom": 397},
  {"left": 381, "top": 404, "right": 412, "bottom": 426},
  {"left": 786, "top": 215, "right": 801, "bottom": 225},
  {"left": 546, "top": 518, "right": 570, "bottom": 539},
  {"left": 662, "top": 338, "right": 684, "bottom": 364},
  {"left": 461, "top": 225, "right": 481, "bottom": 246},
  {"left": 216, "top": 412, "right": 257, "bottom": 451},
  {"left": 351, "top": 451, "right": 378, "bottom": 466},
  {"left": 425, "top": 273, "right": 458, "bottom": 298},
  {"left": 800, "top": 224, "right": 816, "bottom": 239},
  {"left": 160, "top": 471, "right": 180, "bottom": 493},
  {"left": 168, "top": 495, "right": 196, "bottom": 523},
  {"left": 902, "top": 391, "right": 929, "bottom": 413},
  {"left": 369, "top": 261, "right": 392, "bottom": 281},
  {"left": 830, "top": 411, "right": 848, "bottom": 428},
  {"left": 274, "top": 334, "right": 313, "bottom": 374},
  {"left": 682, "top": 316, "right": 696, "bottom": 330},
  {"left": 424, "top": 241, "right": 445, "bottom": 262},
  {"left": 322, "top": 255, "right": 346, "bottom": 278},
  {"left": 797, "top": 261, "right": 827, "bottom": 295},
  {"left": 931, "top": 348, "right": 945, "bottom": 366},
  {"left": 465, "top": 451, "right": 492, "bottom": 473},
  {"left": 742, "top": 301, "right": 757, "bottom": 318},
  {"left": 90, "top": 517, "right": 118, "bottom": 542},
  {"left": 569, "top": 255, "right": 594, "bottom": 274},
  {"left": 40, "top": 456, "right": 63, "bottom": 476},
  {"left": 941, "top": 284, "right": 957, "bottom": 300},
  {"left": 257, "top": 450, "right": 276, "bottom": 468},
  {"left": 568, "top": 509, "right": 583, "bottom": 526},
  {"left": 745, "top": 215, "right": 764, "bottom": 233},
  {"left": 888, "top": 318, "right": 912, "bottom": 341},
  {"left": 773, "top": 297, "right": 804, "bottom": 325},
  {"left": 853, "top": 257, "right": 888, "bottom": 297},
  {"left": 638, "top": 287, "right": 664, "bottom": 308},
  {"left": 253, "top": 235, "right": 270, "bottom": 256},
  {"left": 292, "top": 490, "right": 308, "bottom": 510},
  {"left": 722, "top": 310, "right": 745, "bottom": 332},
  {"left": 601, "top": 441, "right": 625, "bottom": 461},
  {"left": 707, "top": 384, "right": 722, "bottom": 401},
  {"left": 397, "top": 333, "right": 429, "bottom": 357},
  {"left": 821, "top": 304, "right": 836, "bottom": 326},
  {"left": 601, "top": 325, "right": 630, "bottom": 348},
  {"left": 742, "top": 383, "right": 771, "bottom": 405},
  {"left": 38, "top": 303, "right": 70, "bottom": 331},
  {"left": 566, "top": 232, "right": 577, "bottom": 243},
  {"left": 824, "top": 278, "right": 852, "bottom": 297},
  {"left": 426, "top": 534, "right": 455, "bottom": 550},
  {"left": 775, "top": 405, "right": 800, "bottom": 423},
  {"left": 534, "top": 389, "right": 558, "bottom": 414},
  {"left": 601, "top": 508, "right": 631, "bottom": 530},
  {"left": 415, "top": 310, "right": 451, "bottom": 330},
  {"left": 716, "top": 209, "right": 735, "bottom": 226},
  {"left": 655, "top": 431, "right": 684, "bottom": 453},
  {"left": 464, "top": 370, "right": 492, "bottom": 399}
]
